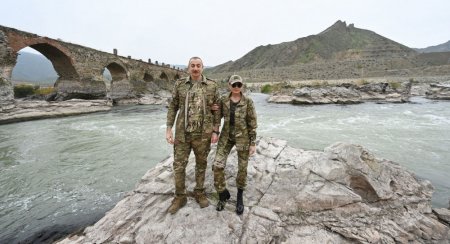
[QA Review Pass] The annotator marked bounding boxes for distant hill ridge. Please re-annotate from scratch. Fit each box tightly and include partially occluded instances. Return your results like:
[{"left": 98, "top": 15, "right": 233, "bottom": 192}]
[{"left": 414, "top": 40, "right": 450, "bottom": 53}]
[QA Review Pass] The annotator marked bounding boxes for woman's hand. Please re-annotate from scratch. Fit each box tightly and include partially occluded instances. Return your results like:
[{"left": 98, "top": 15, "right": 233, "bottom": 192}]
[{"left": 249, "top": 145, "right": 256, "bottom": 156}]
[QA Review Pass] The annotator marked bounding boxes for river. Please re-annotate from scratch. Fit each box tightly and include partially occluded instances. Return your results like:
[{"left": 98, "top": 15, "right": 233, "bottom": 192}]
[{"left": 1, "top": 93, "right": 449, "bottom": 243}]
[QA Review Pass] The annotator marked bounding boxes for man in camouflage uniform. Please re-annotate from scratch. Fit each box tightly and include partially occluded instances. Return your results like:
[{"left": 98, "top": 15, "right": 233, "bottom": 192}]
[
  {"left": 213, "top": 75, "right": 257, "bottom": 215},
  {"left": 165, "top": 57, "right": 221, "bottom": 214}
]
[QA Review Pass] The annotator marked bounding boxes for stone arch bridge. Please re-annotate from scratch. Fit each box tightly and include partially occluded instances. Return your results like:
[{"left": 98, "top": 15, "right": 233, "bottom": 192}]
[{"left": 0, "top": 25, "right": 186, "bottom": 101}]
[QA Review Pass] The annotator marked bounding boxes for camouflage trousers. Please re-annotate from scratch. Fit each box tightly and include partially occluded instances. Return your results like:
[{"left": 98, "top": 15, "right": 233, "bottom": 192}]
[
  {"left": 173, "top": 133, "right": 211, "bottom": 197},
  {"left": 213, "top": 138, "right": 249, "bottom": 193}
]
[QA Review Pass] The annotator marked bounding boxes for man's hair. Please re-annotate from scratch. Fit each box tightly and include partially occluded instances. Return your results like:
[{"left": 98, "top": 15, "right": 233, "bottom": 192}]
[{"left": 188, "top": 56, "right": 203, "bottom": 68}]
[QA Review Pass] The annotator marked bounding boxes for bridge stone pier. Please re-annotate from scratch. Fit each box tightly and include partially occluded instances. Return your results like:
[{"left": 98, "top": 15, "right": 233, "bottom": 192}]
[{"left": 0, "top": 25, "right": 186, "bottom": 102}]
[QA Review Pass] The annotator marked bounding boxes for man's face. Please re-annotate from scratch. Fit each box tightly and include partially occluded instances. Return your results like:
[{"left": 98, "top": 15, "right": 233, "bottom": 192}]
[{"left": 188, "top": 59, "right": 203, "bottom": 79}]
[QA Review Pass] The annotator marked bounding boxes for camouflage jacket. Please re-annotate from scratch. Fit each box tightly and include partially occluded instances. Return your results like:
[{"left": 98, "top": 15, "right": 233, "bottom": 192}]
[
  {"left": 218, "top": 93, "right": 257, "bottom": 149},
  {"left": 166, "top": 75, "right": 220, "bottom": 143}
]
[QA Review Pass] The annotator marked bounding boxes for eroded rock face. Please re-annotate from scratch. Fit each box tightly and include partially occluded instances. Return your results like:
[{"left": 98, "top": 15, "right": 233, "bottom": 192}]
[
  {"left": 426, "top": 83, "right": 450, "bottom": 100},
  {"left": 57, "top": 137, "right": 449, "bottom": 243},
  {"left": 0, "top": 77, "right": 13, "bottom": 102}
]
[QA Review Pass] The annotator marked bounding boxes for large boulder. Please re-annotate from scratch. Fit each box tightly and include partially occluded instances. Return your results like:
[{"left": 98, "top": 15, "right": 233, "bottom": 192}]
[
  {"left": 425, "top": 83, "right": 450, "bottom": 100},
  {"left": 292, "top": 86, "right": 362, "bottom": 104},
  {"left": 57, "top": 137, "right": 449, "bottom": 243}
]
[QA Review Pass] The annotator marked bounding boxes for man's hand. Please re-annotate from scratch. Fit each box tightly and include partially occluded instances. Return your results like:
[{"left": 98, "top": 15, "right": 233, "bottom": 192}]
[
  {"left": 166, "top": 127, "right": 174, "bottom": 145},
  {"left": 211, "top": 133, "right": 219, "bottom": 144},
  {"left": 249, "top": 145, "right": 256, "bottom": 156},
  {"left": 211, "top": 103, "right": 220, "bottom": 111}
]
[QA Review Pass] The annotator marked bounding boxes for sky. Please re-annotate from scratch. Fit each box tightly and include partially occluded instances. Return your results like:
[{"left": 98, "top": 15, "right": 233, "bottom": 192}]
[{"left": 1, "top": 0, "right": 449, "bottom": 66}]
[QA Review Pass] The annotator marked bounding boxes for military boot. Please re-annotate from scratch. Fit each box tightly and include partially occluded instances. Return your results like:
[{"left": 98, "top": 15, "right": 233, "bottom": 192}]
[
  {"left": 216, "top": 188, "right": 231, "bottom": 211},
  {"left": 168, "top": 196, "right": 187, "bottom": 214},
  {"left": 236, "top": 188, "right": 244, "bottom": 215},
  {"left": 194, "top": 191, "right": 209, "bottom": 208}
]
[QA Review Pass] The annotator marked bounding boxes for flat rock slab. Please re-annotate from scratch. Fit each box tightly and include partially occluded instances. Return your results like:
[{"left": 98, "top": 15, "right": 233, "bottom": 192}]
[{"left": 0, "top": 99, "right": 112, "bottom": 124}]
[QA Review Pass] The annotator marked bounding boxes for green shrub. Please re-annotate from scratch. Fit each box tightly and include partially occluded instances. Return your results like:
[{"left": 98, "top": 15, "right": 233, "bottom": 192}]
[
  {"left": 389, "top": 81, "right": 401, "bottom": 90},
  {"left": 260, "top": 84, "right": 272, "bottom": 93},
  {"left": 14, "top": 84, "right": 35, "bottom": 98},
  {"left": 35, "top": 87, "right": 55, "bottom": 95},
  {"left": 13, "top": 84, "right": 55, "bottom": 98}
]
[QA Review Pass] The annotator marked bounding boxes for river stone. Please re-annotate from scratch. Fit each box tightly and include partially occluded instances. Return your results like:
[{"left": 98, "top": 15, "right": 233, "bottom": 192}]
[{"left": 56, "top": 137, "right": 449, "bottom": 243}]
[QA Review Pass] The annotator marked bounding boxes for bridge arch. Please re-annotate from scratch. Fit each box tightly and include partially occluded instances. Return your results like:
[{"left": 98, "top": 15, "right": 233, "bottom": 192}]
[
  {"left": 12, "top": 47, "right": 58, "bottom": 83},
  {"left": 104, "top": 62, "right": 128, "bottom": 82},
  {"left": 9, "top": 34, "right": 79, "bottom": 80},
  {"left": 159, "top": 71, "right": 169, "bottom": 82},
  {"left": 28, "top": 43, "right": 78, "bottom": 80},
  {"left": 9, "top": 43, "right": 79, "bottom": 80},
  {"left": 143, "top": 73, "right": 154, "bottom": 82}
]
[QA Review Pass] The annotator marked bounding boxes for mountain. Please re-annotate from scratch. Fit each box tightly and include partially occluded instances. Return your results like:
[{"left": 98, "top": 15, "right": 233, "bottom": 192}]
[
  {"left": 207, "top": 20, "right": 416, "bottom": 73},
  {"left": 414, "top": 40, "right": 450, "bottom": 53},
  {"left": 11, "top": 51, "right": 58, "bottom": 84}
]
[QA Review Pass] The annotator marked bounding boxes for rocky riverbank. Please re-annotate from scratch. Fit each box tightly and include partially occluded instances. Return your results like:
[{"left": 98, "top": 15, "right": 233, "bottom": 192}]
[
  {"left": 251, "top": 76, "right": 450, "bottom": 105},
  {"left": 0, "top": 99, "right": 112, "bottom": 125},
  {"left": 269, "top": 81, "right": 411, "bottom": 104},
  {"left": 0, "top": 91, "right": 173, "bottom": 125},
  {"left": 57, "top": 137, "right": 450, "bottom": 243}
]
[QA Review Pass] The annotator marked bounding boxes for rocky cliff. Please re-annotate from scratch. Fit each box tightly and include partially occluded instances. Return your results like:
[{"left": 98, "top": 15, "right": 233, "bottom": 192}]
[{"left": 57, "top": 137, "right": 449, "bottom": 243}]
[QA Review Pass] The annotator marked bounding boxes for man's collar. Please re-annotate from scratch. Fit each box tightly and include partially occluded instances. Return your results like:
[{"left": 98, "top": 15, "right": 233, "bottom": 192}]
[{"left": 186, "top": 75, "right": 207, "bottom": 84}]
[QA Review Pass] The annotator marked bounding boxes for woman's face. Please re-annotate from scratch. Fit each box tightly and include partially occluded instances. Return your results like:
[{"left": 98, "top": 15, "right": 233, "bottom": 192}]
[{"left": 229, "top": 82, "right": 243, "bottom": 94}]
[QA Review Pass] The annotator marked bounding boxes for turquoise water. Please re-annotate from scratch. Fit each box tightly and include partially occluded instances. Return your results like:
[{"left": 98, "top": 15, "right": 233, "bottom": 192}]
[{"left": 0, "top": 94, "right": 449, "bottom": 242}]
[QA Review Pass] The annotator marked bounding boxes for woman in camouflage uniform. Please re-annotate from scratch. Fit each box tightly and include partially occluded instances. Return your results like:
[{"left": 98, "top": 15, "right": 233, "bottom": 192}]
[{"left": 213, "top": 75, "right": 257, "bottom": 215}]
